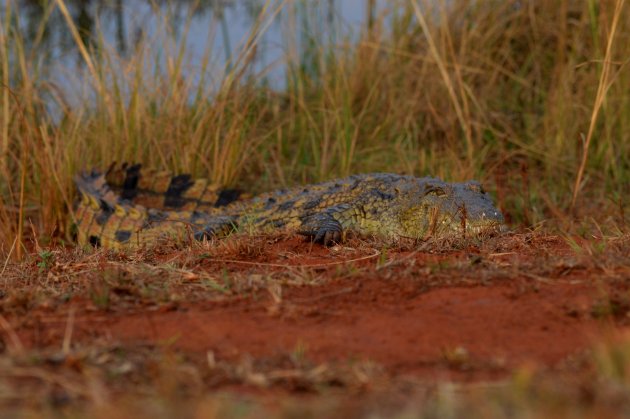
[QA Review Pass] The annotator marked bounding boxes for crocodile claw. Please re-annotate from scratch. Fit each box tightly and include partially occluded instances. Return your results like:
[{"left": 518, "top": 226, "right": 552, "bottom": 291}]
[{"left": 298, "top": 214, "right": 343, "bottom": 246}]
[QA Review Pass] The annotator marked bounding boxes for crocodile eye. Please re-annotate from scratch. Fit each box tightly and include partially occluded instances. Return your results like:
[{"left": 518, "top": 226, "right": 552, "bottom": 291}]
[{"left": 424, "top": 185, "right": 446, "bottom": 197}]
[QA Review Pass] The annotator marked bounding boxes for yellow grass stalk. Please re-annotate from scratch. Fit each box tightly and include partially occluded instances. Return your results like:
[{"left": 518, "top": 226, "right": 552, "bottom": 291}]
[
  {"left": 571, "top": 0, "right": 626, "bottom": 210},
  {"left": 16, "top": 151, "right": 25, "bottom": 260},
  {"left": 55, "top": 0, "right": 108, "bottom": 107},
  {"left": 411, "top": 0, "right": 473, "bottom": 165},
  {"left": 0, "top": 2, "right": 11, "bottom": 180}
]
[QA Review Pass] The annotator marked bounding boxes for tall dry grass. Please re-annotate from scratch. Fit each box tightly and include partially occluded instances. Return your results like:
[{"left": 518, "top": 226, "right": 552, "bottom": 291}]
[{"left": 0, "top": 0, "right": 629, "bottom": 257}]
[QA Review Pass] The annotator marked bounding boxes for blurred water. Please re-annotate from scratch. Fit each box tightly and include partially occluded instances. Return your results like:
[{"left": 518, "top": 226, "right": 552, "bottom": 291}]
[{"left": 9, "top": 0, "right": 390, "bottom": 95}]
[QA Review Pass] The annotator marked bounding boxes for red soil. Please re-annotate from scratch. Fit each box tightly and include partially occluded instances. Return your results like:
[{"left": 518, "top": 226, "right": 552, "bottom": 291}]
[
  {"left": 8, "top": 234, "right": 628, "bottom": 382},
  {"left": 109, "top": 278, "right": 603, "bottom": 378}
]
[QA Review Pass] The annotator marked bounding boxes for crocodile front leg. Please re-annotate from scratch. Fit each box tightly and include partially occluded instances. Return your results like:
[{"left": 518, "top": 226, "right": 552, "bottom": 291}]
[
  {"left": 298, "top": 204, "right": 358, "bottom": 245},
  {"left": 192, "top": 215, "right": 238, "bottom": 241},
  {"left": 298, "top": 212, "right": 343, "bottom": 245}
]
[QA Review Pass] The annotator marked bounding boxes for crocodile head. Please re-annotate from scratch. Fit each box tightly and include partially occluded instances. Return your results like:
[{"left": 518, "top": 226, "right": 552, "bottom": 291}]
[{"left": 399, "top": 179, "right": 506, "bottom": 239}]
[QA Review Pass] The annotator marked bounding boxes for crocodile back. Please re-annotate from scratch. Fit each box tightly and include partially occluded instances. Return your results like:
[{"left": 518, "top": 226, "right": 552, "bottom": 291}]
[{"left": 104, "top": 163, "right": 246, "bottom": 211}]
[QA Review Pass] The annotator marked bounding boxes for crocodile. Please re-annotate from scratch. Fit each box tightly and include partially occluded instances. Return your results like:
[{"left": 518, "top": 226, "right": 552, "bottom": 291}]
[{"left": 73, "top": 163, "right": 506, "bottom": 249}]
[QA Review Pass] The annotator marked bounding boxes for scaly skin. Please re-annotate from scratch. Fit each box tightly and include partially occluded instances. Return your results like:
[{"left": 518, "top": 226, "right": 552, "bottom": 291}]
[
  {"left": 73, "top": 165, "right": 506, "bottom": 249},
  {"left": 104, "top": 162, "right": 247, "bottom": 211}
]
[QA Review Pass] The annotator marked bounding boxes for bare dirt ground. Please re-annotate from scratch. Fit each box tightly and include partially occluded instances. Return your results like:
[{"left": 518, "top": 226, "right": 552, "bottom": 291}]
[{"left": 1, "top": 231, "right": 630, "bottom": 416}]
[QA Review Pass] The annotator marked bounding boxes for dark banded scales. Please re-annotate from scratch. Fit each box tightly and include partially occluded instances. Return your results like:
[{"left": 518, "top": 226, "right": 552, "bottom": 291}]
[
  {"left": 73, "top": 164, "right": 506, "bottom": 249},
  {"left": 104, "top": 163, "right": 245, "bottom": 212}
]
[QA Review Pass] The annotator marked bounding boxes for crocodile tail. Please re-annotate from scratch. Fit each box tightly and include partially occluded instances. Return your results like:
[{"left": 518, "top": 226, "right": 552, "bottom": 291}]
[
  {"left": 104, "top": 162, "right": 246, "bottom": 211},
  {"left": 75, "top": 169, "right": 120, "bottom": 209},
  {"left": 74, "top": 170, "right": 149, "bottom": 249}
]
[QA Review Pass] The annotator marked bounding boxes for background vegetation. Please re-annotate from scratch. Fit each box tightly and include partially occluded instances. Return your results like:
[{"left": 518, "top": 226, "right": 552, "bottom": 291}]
[{"left": 1, "top": 0, "right": 629, "bottom": 258}]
